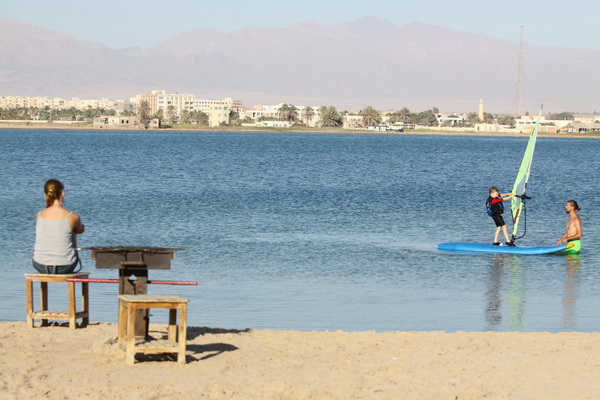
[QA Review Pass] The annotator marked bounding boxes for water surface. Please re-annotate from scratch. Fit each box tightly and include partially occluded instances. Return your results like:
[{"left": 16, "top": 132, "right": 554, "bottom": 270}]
[{"left": 1, "top": 129, "right": 598, "bottom": 332}]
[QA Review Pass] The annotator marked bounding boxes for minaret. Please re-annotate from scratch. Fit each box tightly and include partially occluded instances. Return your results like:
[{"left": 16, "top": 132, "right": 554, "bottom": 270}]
[{"left": 478, "top": 98, "right": 484, "bottom": 121}]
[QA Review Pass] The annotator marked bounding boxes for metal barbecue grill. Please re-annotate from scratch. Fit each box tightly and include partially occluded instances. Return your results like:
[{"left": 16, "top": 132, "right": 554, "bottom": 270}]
[{"left": 80, "top": 246, "right": 191, "bottom": 336}]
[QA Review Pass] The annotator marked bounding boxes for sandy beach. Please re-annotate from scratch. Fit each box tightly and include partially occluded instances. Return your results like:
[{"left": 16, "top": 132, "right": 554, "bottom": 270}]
[
  {"left": 1, "top": 321, "right": 600, "bottom": 399},
  {"left": 2, "top": 121, "right": 600, "bottom": 139}
]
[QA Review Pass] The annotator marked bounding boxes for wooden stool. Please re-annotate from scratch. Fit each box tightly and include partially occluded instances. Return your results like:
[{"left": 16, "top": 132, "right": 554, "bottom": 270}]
[
  {"left": 25, "top": 273, "right": 90, "bottom": 329},
  {"left": 118, "top": 295, "right": 189, "bottom": 365}
]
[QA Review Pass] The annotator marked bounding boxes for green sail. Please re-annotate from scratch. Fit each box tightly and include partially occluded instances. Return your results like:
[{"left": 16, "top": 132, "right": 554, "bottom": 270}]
[{"left": 511, "top": 109, "right": 541, "bottom": 241}]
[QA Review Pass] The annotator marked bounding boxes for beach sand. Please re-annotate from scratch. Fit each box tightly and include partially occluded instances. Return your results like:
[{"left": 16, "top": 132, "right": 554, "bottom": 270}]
[
  {"left": 2, "top": 122, "right": 600, "bottom": 139},
  {"left": 1, "top": 321, "right": 599, "bottom": 399}
]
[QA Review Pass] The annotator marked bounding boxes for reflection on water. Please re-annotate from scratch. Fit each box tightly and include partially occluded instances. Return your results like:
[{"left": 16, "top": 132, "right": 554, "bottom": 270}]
[
  {"left": 486, "top": 252, "right": 584, "bottom": 332},
  {"left": 485, "top": 254, "right": 527, "bottom": 331},
  {"left": 563, "top": 254, "right": 581, "bottom": 330},
  {"left": 485, "top": 255, "right": 505, "bottom": 330},
  {"left": 508, "top": 255, "right": 526, "bottom": 331}
]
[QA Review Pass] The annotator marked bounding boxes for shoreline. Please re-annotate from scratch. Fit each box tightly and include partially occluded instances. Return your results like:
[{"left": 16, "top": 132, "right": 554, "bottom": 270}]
[
  {"left": 1, "top": 122, "right": 600, "bottom": 139},
  {"left": 2, "top": 320, "right": 600, "bottom": 399}
]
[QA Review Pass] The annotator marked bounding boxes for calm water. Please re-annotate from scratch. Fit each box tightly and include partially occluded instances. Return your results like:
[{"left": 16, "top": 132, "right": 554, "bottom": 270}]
[{"left": 1, "top": 129, "right": 599, "bottom": 332}]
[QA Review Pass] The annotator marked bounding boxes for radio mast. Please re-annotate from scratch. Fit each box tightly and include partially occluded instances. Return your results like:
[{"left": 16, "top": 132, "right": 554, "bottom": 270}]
[{"left": 512, "top": 25, "right": 526, "bottom": 117}]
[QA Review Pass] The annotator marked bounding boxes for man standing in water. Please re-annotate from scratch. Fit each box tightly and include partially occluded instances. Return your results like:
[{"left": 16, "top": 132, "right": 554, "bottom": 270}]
[{"left": 557, "top": 200, "right": 582, "bottom": 253}]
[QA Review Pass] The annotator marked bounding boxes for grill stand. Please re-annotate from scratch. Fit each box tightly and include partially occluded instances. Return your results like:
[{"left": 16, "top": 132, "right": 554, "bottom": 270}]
[{"left": 87, "top": 247, "right": 181, "bottom": 338}]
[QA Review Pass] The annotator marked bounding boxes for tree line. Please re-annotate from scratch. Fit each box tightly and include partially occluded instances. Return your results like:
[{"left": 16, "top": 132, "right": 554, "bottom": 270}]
[
  {"left": 262, "top": 104, "right": 520, "bottom": 128},
  {"left": 0, "top": 106, "right": 117, "bottom": 121},
  {"left": 1, "top": 104, "right": 574, "bottom": 129}
]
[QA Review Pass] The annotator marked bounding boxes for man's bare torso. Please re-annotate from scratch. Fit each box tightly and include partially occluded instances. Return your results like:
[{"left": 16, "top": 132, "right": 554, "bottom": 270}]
[{"left": 566, "top": 213, "right": 582, "bottom": 239}]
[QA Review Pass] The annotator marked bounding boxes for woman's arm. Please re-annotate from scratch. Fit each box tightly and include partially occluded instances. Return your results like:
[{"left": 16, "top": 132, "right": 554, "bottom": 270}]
[{"left": 69, "top": 213, "right": 85, "bottom": 234}]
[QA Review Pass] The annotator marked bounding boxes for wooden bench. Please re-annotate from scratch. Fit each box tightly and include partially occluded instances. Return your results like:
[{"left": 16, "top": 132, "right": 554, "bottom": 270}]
[
  {"left": 118, "top": 294, "right": 189, "bottom": 365},
  {"left": 25, "top": 273, "right": 90, "bottom": 329}
]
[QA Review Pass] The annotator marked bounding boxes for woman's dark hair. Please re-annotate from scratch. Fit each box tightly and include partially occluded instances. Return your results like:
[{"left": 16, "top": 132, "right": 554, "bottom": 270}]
[
  {"left": 567, "top": 200, "right": 581, "bottom": 212},
  {"left": 44, "top": 179, "right": 64, "bottom": 208}
]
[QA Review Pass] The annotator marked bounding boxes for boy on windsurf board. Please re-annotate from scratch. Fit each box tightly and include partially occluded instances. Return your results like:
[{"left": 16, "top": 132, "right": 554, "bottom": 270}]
[{"left": 486, "top": 187, "right": 515, "bottom": 246}]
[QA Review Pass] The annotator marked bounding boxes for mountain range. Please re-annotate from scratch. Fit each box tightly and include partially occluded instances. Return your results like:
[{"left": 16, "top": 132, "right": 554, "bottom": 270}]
[{"left": 1, "top": 16, "right": 599, "bottom": 113}]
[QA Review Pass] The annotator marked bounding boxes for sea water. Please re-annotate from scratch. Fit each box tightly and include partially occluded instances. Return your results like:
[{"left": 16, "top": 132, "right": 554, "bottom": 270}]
[{"left": 1, "top": 129, "right": 599, "bottom": 332}]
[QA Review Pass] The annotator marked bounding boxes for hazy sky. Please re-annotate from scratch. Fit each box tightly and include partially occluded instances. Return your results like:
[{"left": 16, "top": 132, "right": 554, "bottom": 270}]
[{"left": 3, "top": 0, "right": 600, "bottom": 50}]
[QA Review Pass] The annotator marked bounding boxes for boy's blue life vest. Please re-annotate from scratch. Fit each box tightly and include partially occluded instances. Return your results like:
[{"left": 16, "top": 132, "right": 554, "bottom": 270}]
[{"left": 486, "top": 196, "right": 503, "bottom": 217}]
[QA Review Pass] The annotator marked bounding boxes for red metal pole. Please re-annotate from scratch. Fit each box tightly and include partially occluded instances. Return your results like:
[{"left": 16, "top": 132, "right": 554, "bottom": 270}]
[{"left": 66, "top": 278, "right": 197, "bottom": 285}]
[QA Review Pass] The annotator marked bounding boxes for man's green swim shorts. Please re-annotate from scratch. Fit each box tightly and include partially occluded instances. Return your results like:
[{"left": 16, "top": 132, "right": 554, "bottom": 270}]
[{"left": 565, "top": 239, "right": 581, "bottom": 254}]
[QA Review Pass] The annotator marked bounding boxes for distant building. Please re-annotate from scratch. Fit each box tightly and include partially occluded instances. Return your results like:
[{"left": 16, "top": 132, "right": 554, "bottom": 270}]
[
  {"left": 297, "top": 105, "right": 320, "bottom": 127},
  {"left": 93, "top": 116, "right": 139, "bottom": 128},
  {"left": 135, "top": 90, "right": 233, "bottom": 126},
  {"left": 0, "top": 95, "right": 117, "bottom": 110},
  {"left": 562, "top": 122, "right": 600, "bottom": 133},
  {"left": 573, "top": 114, "right": 600, "bottom": 124},
  {"left": 437, "top": 114, "right": 464, "bottom": 127},
  {"left": 240, "top": 104, "right": 281, "bottom": 120},
  {"left": 192, "top": 98, "right": 231, "bottom": 127},
  {"left": 135, "top": 90, "right": 195, "bottom": 116},
  {"left": 253, "top": 120, "right": 291, "bottom": 128},
  {"left": 514, "top": 115, "right": 546, "bottom": 131},
  {"left": 207, "top": 102, "right": 230, "bottom": 127},
  {"left": 343, "top": 115, "right": 363, "bottom": 129}
]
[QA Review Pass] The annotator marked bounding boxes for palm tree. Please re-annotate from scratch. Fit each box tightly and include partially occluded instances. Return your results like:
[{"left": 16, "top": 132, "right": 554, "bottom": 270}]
[
  {"left": 416, "top": 109, "right": 438, "bottom": 126},
  {"left": 180, "top": 109, "right": 191, "bottom": 124},
  {"left": 398, "top": 107, "right": 411, "bottom": 122},
  {"left": 278, "top": 103, "right": 291, "bottom": 121},
  {"left": 466, "top": 112, "right": 479, "bottom": 125},
  {"left": 358, "top": 106, "right": 381, "bottom": 127},
  {"left": 288, "top": 105, "right": 299, "bottom": 123},
  {"left": 155, "top": 109, "right": 164, "bottom": 127},
  {"left": 482, "top": 112, "right": 495, "bottom": 124},
  {"left": 138, "top": 100, "right": 151, "bottom": 128},
  {"left": 166, "top": 105, "right": 176, "bottom": 125},
  {"left": 190, "top": 111, "right": 208, "bottom": 125},
  {"left": 319, "top": 106, "right": 342, "bottom": 127},
  {"left": 303, "top": 106, "right": 315, "bottom": 126}
]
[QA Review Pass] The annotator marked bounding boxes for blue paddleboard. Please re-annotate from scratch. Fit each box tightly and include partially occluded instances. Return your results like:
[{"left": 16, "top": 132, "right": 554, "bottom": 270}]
[{"left": 437, "top": 242, "right": 569, "bottom": 255}]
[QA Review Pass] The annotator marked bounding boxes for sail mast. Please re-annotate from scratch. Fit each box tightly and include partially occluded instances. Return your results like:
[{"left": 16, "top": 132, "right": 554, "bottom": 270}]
[{"left": 511, "top": 105, "right": 542, "bottom": 242}]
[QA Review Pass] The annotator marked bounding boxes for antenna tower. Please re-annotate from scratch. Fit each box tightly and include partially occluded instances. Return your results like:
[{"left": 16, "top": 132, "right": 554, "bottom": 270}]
[{"left": 512, "top": 25, "right": 526, "bottom": 117}]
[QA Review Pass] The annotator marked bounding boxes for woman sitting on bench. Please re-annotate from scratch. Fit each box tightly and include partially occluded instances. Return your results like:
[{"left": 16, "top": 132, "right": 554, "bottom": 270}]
[{"left": 32, "top": 179, "right": 85, "bottom": 274}]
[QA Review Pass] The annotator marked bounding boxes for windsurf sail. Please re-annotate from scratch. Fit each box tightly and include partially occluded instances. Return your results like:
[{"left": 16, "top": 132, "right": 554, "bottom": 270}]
[{"left": 511, "top": 106, "right": 542, "bottom": 242}]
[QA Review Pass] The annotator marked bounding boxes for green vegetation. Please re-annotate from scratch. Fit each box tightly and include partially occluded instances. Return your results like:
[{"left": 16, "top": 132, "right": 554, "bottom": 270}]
[
  {"left": 138, "top": 101, "right": 151, "bottom": 128},
  {"left": 0, "top": 106, "right": 115, "bottom": 122},
  {"left": 546, "top": 112, "right": 574, "bottom": 120},
  {"left": 278, "top": 103, "right": 299, "bottom": 123},
  {"left": 358, "top": 106, "right": 381, "bottom": 127},
  {"left": 319, "top": 106, "right": 343, "bottom": 127}
]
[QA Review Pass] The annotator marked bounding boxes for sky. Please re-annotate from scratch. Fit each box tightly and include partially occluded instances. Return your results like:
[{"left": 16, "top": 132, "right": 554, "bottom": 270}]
[{"left": 3, "top": 0, "right": 600, "bottom": 50}]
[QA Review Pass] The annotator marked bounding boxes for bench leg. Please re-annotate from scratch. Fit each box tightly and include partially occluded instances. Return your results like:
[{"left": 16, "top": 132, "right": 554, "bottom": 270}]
[
  {"left": 168, "top": 309, "right": 177, "bottom": 341},
  {"left": 178, "top": 303, "right": 187, "bottom": 365},
  {"left": 40, "top": 282, "right": 48, "bottom": 326},
  {"left": 68, "top": 281, "right": 76, "bottom": 329},
  {"left": 117, "top": 300, "right": 127, "bottom": 360},
  {"left": 25, "top": 279, "right": 34, "bottom": 328},
  {"left": 126, "top": 305, "right": 137, "bottom": 365},
  {"left": 82, "top": 282, "right": 89, "bottom": 327}
]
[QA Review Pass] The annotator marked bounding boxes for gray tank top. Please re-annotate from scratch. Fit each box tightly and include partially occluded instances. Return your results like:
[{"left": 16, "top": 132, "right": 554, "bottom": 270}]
[{"left": 33, "top": 213, "right": 77, "bottom": 266}]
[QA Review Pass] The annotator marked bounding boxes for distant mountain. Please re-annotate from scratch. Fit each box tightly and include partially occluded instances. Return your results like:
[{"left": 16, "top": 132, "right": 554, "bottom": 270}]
[{"left": 1, "top": 16, "right": 599, "bottom": 113}]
